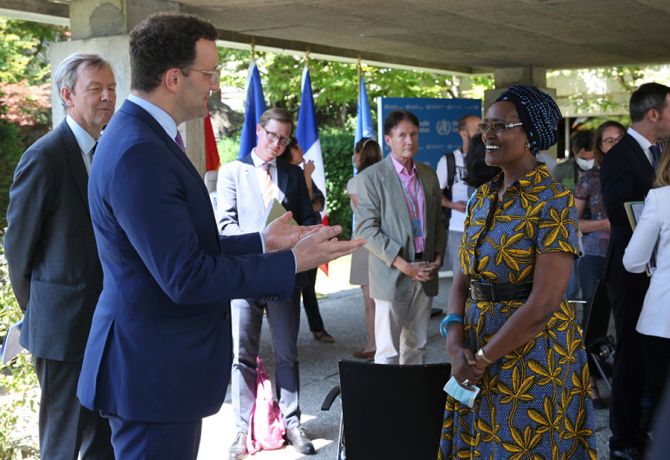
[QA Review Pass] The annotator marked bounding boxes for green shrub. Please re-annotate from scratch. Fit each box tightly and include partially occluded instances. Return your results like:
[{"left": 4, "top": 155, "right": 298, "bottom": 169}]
[
  {"left": 321, "top": 128, "right": 355, "bottom": 240},
  {"left": 0, "top": 118, "right": 23, "bottom": 232},
  {"left": 0, "top": 244, "right": 39, "bottom": 459},
  {"left": 217, "top": 133, "right": 241, "bottom": 166}
]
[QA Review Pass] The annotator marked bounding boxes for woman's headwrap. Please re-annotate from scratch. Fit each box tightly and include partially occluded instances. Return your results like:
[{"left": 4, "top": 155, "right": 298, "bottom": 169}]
[{"left": 495, "top": 85, "right": 562, "bottom": 154}]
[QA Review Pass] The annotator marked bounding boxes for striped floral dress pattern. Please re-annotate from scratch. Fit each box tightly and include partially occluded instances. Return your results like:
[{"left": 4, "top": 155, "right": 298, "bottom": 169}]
[{"left": 438, "top": 164, "right": 597, "bottom": 459}]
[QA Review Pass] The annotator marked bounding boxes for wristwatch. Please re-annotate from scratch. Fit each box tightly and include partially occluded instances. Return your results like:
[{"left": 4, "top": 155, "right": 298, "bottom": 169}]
[{"left": 476, "top": 347, "right": 493, "bottom": 364}]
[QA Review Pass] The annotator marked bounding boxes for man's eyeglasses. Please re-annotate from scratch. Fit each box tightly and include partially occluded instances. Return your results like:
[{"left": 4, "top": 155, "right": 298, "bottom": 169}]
[
  {"left": 478, "top": 121, "right": 523, "bottom": 134},
  {"left": 263, "top": 126, "right": 292, "bottom": 146},
  {"left": 188, "top": 64, "right": 222, "bottom": 83},
  {"left": 601, "top": 135, "right": 623, "bottom": 146}
]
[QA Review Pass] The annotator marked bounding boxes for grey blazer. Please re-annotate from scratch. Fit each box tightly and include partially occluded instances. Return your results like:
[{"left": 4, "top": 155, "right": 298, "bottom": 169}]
[
  {"left": 215, "top": 154, "right": 318, "bottom": 234},
  {"left": 215, "top": 154, "right": 317, "bottom": 292},
  {"left": 4, "top": 121, "right": 102, "bottom": 361},
  {"left": 355, "top": 155, "right": 446, "bottom": 302}
]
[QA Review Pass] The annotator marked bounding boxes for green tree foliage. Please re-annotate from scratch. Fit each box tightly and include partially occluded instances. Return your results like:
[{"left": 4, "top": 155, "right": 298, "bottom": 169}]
[
  {"left": 320, "top": 128, "right": 355, "bottom": 240},
  {"left": 0, "top": 18, "right": 67, "bottom": 85},
  {"left": 0, "top": 245, "right": 39, "bottom": 459},
  {"left": 0, "top": 114, "right": 23, "bottom": 231},
  {"left": 219, "top": 48, "right": 491, "bottom": 129},
  {"left": 217, "top": 48, "right": 493, "bottom": 232}
]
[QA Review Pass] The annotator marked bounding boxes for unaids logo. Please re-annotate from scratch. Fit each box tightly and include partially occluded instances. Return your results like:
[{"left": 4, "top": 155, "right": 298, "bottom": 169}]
[{"left": 436, "top": 119, "right": 451, "bottom": 136}]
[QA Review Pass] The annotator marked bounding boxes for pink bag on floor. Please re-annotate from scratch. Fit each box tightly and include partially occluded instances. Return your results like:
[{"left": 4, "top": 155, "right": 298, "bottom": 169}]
[{"left": 246, "top": 356, "right": 286, "bottom": 454}]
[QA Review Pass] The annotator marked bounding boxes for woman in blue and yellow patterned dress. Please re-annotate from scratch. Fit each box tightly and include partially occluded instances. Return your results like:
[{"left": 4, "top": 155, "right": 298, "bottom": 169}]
[{"left": 439, "top": 85, "right": 597, "bottom": 459}]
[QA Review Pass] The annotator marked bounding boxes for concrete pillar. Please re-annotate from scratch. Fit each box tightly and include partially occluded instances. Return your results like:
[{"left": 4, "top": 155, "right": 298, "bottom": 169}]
[
  {"left": 484, "top": 66, "right": 551, "bottom": 110},
  {"left": 484, "top": 66, "right": 560, "bottom": 163},
  {"left": 50, "top": 0, "right": 208, "bottom": 176}
]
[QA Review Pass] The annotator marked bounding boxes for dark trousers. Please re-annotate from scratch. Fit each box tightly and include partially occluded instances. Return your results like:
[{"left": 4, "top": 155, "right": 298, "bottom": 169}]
[
  {"left": 578, "top": 255, "right": 608, "bottom": 376},
  {"left": 301, "top": 267, "right": 325, "bottom": 333},
  {"left": 231, "top": 289, "right": 302, "bottom": 432},
  {"left": 578, "top": 255, "right": 606, "bottom": 303},
  {"left": 648, "top": 377, "right": 670, "bottom": 460},
  {"left": 607, "top": 262, "right": 649, "bottom": 451},
  {"left": 34, "top": 357, "right": 114, "bottom": 460},
  {"left": 105, "top": 413, "right": 201, "bottom": 459},
  {"left": 641, "top": 334, "right": 670, "bottom": 418}
]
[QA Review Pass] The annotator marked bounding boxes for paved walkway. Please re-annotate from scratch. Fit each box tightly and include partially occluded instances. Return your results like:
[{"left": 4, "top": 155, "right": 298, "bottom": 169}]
[{"left": 197, "top": 257, "right": 611, "bottom": 459}]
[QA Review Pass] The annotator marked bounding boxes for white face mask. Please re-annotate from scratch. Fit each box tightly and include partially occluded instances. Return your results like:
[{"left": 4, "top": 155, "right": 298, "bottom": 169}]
[{"left": 576, "top": 157, "right": 595, "bottom": 170}]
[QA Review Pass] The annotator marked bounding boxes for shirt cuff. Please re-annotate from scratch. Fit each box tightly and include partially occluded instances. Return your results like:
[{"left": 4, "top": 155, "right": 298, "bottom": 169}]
[{"left": 261, "top": 232, "right": 298, "bottom": 274}]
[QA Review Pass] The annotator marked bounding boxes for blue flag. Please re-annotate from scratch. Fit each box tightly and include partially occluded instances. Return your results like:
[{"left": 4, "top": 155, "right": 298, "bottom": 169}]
[
  {"left": 296, "top": 66, "right": 327, "bottom": 216},
  {"left": 238, "top": 61, "right": 266, "bottom": 159},
  {"left": 355, "top": 75, "right": 375, "bottom": 145}
]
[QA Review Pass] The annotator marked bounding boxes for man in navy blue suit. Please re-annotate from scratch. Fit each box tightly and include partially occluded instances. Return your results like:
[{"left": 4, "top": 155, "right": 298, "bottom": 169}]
[
  {"left": 76, "top": 12, "right": 363, "bottom": 459},
  {"left": 217, "top": 107, "right": 318, "bottom": 458},
  {"left": 601, "top": 82, "right": 670, "bottom": 460}
]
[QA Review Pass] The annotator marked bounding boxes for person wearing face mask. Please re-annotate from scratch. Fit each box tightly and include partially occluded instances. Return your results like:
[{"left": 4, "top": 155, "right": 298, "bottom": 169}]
[
  {"left": 574, "top": 120, "right": 625, "bottom": 408},
  {"left": 554, "top": 130, "right": 596, "bottom": 195},
  {"left": 439, "top": 85, "right": 596, "bottom": 459},
  {"left": 553, "top": 130, "right": 595, "bottom": 300}
]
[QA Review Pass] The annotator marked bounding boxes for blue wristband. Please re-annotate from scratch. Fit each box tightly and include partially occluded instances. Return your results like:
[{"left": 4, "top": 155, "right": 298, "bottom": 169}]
[{"left": 440, "top": 313, "right": 464, "bottom": 337}]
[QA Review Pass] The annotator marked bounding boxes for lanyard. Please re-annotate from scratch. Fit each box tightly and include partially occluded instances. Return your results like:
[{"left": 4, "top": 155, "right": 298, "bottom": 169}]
[{"left": 400, "top": 174, "right": 421, "bottom": 219}]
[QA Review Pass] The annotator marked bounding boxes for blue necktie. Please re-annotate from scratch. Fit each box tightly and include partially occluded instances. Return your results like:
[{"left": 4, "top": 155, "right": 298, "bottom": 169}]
[{"left": 650, "top": 144, "right": 662, "bottom": 170}]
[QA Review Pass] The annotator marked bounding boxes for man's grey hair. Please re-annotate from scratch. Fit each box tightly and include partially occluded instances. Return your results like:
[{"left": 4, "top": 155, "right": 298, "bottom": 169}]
[{"left": 53, "top": 53, "right": 110, "bottom": 109}]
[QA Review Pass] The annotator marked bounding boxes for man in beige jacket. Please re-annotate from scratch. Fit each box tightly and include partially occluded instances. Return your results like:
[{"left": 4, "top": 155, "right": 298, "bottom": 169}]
[{"left": 356, "top": 110, "right": 446, "bottom": 365}]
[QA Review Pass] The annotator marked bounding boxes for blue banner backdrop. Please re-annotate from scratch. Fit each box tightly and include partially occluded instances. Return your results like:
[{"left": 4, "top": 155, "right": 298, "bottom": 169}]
[{"left": 377, "top": 97, "right": 482, "bottom": 169}]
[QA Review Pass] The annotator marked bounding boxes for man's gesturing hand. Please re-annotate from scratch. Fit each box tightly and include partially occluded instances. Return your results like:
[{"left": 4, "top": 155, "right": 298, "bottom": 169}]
[
  {"left": 263, "top": 212, "right": 316, "bottom": 252},
  {"left": 292, "top": 225, "right": 366, "bottom": 272}
]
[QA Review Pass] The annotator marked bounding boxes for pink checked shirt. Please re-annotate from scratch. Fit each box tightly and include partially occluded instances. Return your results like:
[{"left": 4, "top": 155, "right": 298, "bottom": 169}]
[{"left": 390, "top": 155, "right": 426, "bottom": 254}]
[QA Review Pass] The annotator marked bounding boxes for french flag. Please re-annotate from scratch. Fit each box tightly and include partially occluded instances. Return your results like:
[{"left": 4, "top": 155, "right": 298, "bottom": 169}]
[
  {"left": 355, "top": 74, "right": 375, "bottom": 145},
  {"left": 238, "top": 60, "right": 266, "bottom": 159},
  {"left": 296, "top": 66, "right": 327, "bottom": 223}
]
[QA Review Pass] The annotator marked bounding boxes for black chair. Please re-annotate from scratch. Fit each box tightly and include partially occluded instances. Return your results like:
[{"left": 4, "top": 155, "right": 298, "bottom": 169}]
[
  {"left": 322, "top": 360, "right": 451, "bottom": 460},
  {"left": 582, "top": 279, "right": 615, "bottom": 389}
]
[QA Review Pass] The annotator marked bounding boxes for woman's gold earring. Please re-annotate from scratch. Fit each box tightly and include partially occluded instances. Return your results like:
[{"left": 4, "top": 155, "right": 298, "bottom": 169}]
[{"left": 524, "top": 142, "right": 530, "bottom": 150}]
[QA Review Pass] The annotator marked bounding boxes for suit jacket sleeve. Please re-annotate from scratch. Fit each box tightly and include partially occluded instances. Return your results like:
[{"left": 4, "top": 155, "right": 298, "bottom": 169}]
[
  {"left": 216, "top": 163, "right": 244, "bottom": 235},
  {"left": 355, "top": 170, "right": 403, "bottom": 267},
  {"left": 110, "top": 143, "right": 295, "bottom": 304},
  {"left": 623, "top": 190, "right": 659, "bottom": 273},
  {"left": 4, "top": 146, "right": 55, "bottom": 311}
]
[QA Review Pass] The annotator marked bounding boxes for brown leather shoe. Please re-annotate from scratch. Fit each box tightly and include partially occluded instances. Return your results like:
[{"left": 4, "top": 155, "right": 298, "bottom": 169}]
[
  {"left": 352, "top": 350, "right": 375, "bottom": 359},
  {"left": 313, "top": 331, "right": 335, "bottom": 343}
]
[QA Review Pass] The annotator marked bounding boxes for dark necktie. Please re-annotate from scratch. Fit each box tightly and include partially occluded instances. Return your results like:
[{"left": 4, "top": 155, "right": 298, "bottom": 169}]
[
  {"left": 650, "top": 144, "right": 662, "bottom": 170},
  {"left": 89, "top": 142, "right": 97, "bottom": 164},
  {"left": 85, "top": 142, "right": 97, "bottom": 174},
  {"left": 175, "top": 131, "right": 186, "bottom": 153}
]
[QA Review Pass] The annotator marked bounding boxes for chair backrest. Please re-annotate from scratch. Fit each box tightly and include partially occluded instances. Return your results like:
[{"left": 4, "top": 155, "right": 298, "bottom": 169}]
[
  {"left": 204, "top": 170, "right": 218, "bottom": 193},
  {"left": 338, "top": 360, "right": 451, "bottom": 460},
  {"left": 583, "top": 278, "right": 610, "bottom": 346}
]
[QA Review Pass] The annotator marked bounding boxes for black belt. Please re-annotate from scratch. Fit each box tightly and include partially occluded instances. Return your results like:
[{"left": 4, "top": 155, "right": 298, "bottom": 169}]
[{"left": 469, "top": 279, "right": 532, "bottom": 302}]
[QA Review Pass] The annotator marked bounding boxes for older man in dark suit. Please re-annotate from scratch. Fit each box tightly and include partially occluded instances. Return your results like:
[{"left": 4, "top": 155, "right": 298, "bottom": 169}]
[
  {"left": 217, "top": 107, "right": 318, "bottom": 459},
  {"left": 601, "top": 82, "right": 670, "bottom": 460},
  {"left": 4, "top": 52, "right": 116, "bottom": 460}
]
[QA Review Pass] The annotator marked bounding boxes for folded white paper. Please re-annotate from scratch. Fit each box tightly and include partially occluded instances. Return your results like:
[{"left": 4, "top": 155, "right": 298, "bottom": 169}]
[
  {"left": 1, "top": 319, "right": 24, "bottom": 366},
  {"left": 444, "top": 375, "right": 480, "bottom": 408}
]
